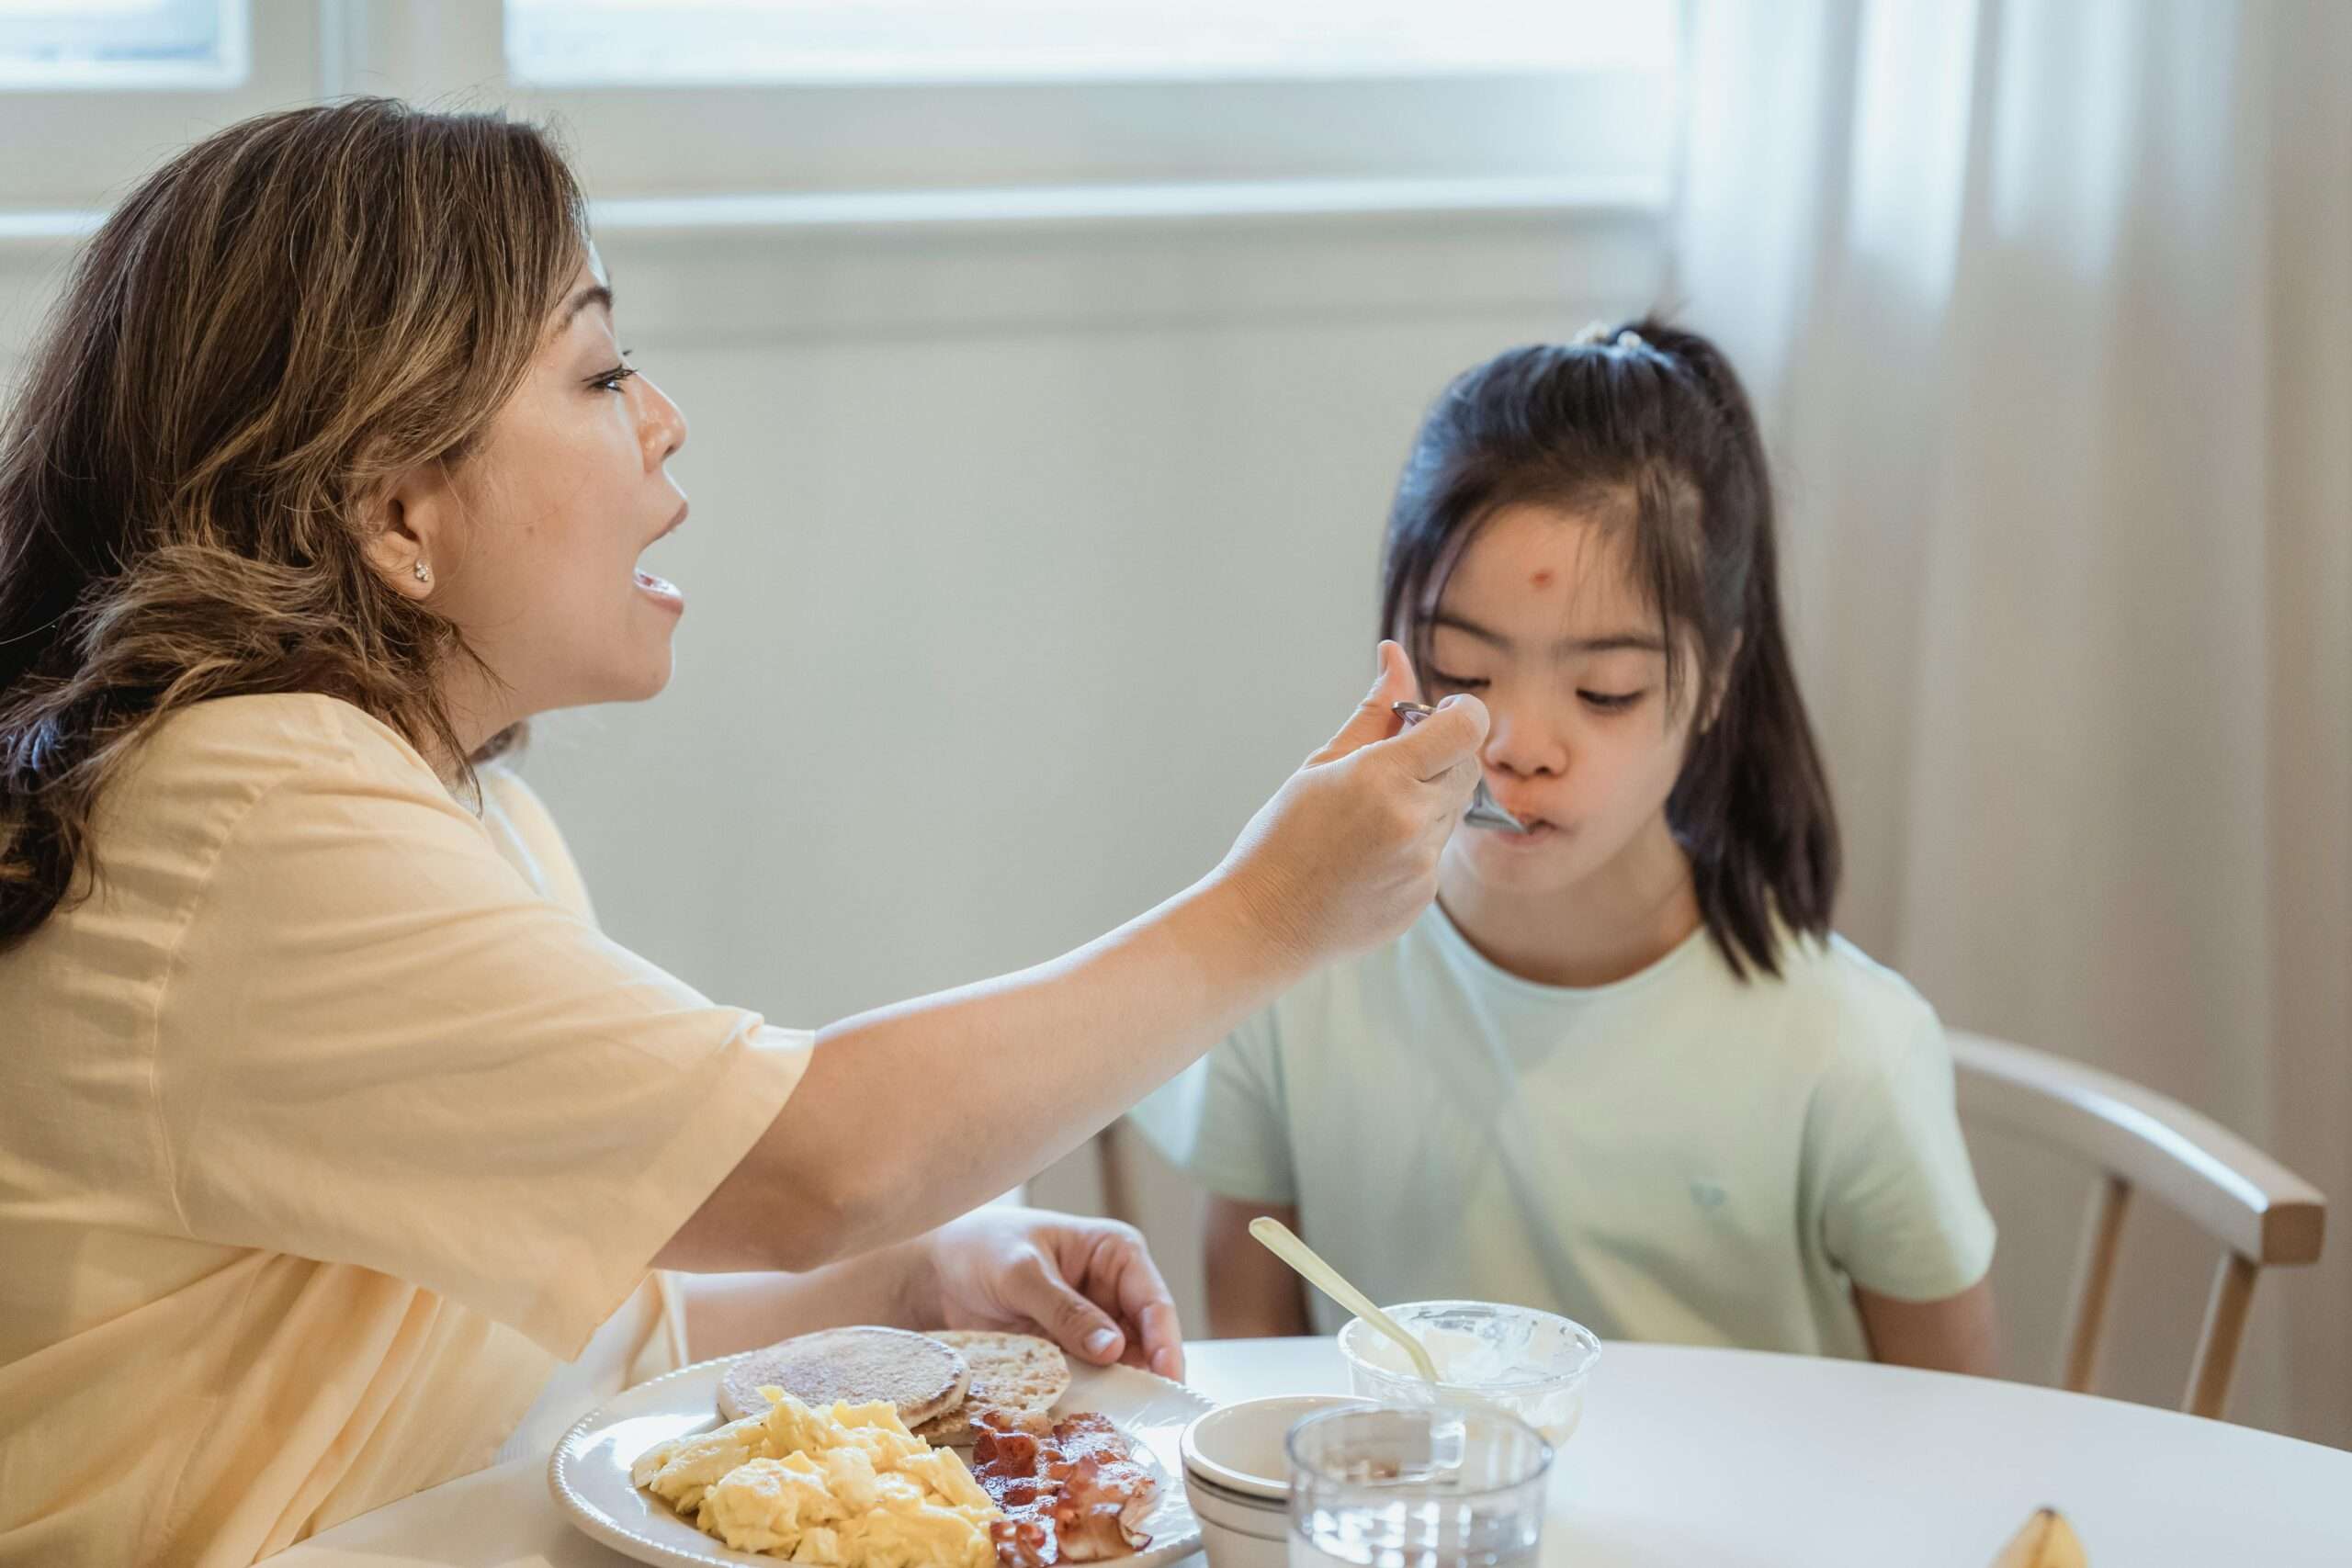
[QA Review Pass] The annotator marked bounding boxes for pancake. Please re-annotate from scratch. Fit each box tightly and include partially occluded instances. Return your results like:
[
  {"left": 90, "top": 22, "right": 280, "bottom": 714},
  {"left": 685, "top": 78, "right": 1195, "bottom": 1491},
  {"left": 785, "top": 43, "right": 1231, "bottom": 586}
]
[
  {"left": 911, "top": 1330, "right": 1070, "bottom": 1447},
  {"left": 717, "top": 1326, "right": 970, "bottom": 1427}
]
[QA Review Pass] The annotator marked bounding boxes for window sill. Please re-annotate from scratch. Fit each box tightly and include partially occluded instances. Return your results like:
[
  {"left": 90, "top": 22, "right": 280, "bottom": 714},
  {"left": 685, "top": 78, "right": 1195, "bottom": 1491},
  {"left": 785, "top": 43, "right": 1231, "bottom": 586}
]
[
  {"left": 0, "top": 171, "right": 1664, "bottom": 260},
  {"left": 591, "top": 172, "right": 1665, "bottom": 238}
]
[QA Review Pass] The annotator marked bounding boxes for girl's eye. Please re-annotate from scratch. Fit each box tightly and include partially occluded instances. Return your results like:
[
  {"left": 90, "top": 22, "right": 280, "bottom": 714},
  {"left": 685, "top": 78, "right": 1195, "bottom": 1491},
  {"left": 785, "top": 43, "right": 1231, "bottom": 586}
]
[
  {"left": 1579, "top": 689, "right": 1646, "bottom": 712},
  {"left": 1426, "top": 670, "right": 1488, "bottom": 692}
]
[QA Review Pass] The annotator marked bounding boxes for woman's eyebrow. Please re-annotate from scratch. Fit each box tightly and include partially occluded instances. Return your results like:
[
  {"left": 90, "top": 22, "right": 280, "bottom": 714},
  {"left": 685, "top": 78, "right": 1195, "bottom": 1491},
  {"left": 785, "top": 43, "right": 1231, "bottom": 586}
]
[
  {"left": 1430, "top": 611, "right": 1666, "bottom": 656},
  {"left": 557, "top": 284, "right": 614, "bottom": 333}
]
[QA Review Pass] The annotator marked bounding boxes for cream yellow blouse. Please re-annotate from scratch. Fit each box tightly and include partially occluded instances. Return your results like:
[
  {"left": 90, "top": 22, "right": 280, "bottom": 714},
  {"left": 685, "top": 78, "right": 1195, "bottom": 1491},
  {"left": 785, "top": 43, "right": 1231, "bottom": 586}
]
[{"left": 0, "top": 694, "right": 809, "bottom": 1566}]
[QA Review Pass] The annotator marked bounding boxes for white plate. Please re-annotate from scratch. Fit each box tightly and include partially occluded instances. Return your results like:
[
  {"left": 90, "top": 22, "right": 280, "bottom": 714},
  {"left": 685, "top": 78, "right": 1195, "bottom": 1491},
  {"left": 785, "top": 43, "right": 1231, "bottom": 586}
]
[{"left": 550, "top": 1353, "right": 1215, "bottom": 1568}]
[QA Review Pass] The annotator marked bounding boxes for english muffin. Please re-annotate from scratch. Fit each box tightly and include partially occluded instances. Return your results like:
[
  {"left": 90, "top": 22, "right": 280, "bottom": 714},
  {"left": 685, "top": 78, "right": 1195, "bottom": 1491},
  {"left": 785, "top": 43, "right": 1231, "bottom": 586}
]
[
  {"left": 911, "top": 1330, "right": 1070, "bottom": 1447},
  {"left": 717, "top": 1325, "right": 970, "bottom": 1426}
]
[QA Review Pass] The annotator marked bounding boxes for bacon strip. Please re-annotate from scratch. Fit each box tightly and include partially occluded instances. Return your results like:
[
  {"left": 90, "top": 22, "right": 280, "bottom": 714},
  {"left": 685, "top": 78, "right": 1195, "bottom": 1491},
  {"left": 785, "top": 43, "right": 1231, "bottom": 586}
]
[{"left": 974, "top": 1411, "right": 1159, "bottom": 1567}]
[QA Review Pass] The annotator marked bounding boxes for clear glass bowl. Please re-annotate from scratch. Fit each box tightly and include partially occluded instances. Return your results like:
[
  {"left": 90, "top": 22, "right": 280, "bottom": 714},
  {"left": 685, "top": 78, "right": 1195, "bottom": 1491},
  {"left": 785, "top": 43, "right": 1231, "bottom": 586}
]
[{"left": 1336, "top": 1300, "right": 1600, "bottom": 1445}]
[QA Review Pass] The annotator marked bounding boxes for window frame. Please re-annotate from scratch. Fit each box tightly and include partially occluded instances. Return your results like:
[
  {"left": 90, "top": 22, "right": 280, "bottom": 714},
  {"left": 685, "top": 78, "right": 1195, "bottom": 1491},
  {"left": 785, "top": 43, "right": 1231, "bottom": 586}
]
[
  {"left": 509, "top": 69, "right": 1676, "bottom": 202},
  {"left": 0, "top": 1, "right": 1677, "bottom": 219}
]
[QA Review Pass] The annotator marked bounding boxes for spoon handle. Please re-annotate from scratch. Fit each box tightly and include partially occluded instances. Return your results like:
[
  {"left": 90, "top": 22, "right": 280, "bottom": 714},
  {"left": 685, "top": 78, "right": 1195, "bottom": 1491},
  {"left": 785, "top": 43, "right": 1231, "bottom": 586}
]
[{"left": 1248, "top": 1216, "right": 1441, "bottom": 1384}]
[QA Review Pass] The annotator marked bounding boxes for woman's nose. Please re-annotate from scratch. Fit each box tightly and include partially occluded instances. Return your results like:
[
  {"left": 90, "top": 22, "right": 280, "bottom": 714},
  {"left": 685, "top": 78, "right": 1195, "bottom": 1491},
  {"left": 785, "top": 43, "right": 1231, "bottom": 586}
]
[{"left": 638, "top": 376, "right": 687, "bottom": 468}]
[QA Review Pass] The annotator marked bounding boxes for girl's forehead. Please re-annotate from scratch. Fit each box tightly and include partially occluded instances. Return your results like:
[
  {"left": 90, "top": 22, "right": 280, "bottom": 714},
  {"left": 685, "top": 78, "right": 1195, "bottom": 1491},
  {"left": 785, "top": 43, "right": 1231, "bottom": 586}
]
[{"left": 1440, "top": 504, "right": 1648, "bottom": 623}]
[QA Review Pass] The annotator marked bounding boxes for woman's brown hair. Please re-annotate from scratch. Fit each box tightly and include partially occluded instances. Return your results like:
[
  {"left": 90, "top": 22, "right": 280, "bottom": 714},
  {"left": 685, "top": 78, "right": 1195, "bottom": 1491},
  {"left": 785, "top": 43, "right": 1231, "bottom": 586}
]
[
  {"left": 0, "top": 97, "right": 587, "bottom": 944},
  {"left": 1380, "top": 320, "right": 1840, "bottom": 978}
]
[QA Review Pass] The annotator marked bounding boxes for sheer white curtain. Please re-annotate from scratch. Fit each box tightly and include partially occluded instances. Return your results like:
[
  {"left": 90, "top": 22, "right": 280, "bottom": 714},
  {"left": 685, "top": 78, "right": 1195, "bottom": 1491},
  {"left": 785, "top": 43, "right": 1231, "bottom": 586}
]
[{"left": 1674, "top": 0, "right": 2351, "bottom": 1443}]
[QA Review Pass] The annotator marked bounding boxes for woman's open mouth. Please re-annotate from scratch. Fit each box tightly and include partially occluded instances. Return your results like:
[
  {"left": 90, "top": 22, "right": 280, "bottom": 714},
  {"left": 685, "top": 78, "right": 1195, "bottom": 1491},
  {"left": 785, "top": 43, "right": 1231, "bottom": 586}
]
[
  {"left": 633, "top": 568, "right": 684, "bottom": 610},
  {"left": 633, "top": 501, "right": 688, "bottom": 609}
]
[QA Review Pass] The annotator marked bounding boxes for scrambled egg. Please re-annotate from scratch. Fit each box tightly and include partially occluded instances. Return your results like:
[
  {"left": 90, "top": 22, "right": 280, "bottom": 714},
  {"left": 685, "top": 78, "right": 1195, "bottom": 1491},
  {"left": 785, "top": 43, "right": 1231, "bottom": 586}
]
[{"left": 633, "top": 1390, "right": 1001, "bottom": 1567}]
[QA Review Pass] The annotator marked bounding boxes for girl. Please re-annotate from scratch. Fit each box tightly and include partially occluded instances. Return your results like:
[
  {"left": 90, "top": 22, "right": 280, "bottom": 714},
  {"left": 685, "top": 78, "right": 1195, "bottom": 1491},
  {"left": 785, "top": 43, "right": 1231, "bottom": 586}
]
[{"left": 1148, "top": 321, "right": 1997, "bottom": 1371}]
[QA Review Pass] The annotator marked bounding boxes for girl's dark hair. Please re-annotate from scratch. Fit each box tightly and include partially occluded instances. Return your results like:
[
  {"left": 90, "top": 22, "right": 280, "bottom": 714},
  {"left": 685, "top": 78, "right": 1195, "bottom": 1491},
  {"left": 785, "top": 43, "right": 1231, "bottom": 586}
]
[
  {"left": 0, "top": 99, "right": 586, "bottom": 946},
  {"left": 1378, "top": 318, "right": 1838, "bottom": 978}
]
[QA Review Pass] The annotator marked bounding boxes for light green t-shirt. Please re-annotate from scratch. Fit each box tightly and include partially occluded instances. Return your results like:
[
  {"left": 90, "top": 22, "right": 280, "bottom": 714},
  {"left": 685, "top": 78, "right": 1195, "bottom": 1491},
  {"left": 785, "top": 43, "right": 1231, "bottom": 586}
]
[{"left": 1132, "top": 903, "right": 1996, "bottom": 1359}]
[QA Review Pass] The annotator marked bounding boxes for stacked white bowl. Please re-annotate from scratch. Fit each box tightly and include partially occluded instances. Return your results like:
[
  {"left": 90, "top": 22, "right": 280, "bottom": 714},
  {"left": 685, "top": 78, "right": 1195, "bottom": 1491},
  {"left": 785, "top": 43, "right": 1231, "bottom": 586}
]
[{"left": 1177, "top": 1394, "right": 1370, "bottom": 1568}]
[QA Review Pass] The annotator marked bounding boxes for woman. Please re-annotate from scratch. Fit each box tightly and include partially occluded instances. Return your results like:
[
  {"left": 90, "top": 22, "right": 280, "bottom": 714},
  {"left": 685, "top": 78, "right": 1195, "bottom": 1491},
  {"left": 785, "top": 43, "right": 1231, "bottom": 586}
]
[{"left": 0, "top": 101, "right": 1487, "bottom": 1566}]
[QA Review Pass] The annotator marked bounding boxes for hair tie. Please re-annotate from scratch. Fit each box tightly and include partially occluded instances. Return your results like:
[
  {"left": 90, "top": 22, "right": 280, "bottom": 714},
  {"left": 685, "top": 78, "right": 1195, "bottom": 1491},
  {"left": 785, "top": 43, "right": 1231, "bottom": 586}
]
[{"left": 1572, "top": 321, "right": 1657, "bottom": 357}]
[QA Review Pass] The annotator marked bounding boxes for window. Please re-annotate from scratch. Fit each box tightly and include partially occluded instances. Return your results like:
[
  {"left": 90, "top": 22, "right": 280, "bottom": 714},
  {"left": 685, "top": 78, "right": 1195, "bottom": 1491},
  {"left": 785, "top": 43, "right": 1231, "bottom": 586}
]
[
  {"left": 0, "top": 0, "right": 311, "bottom": 214},
  {"left": 507, "top": 0, "right": 1669, "bottom": 87},
  {"left": 503, "top": 0, "right": 1678, "bottom": 203},
  {"left": 0, "top": 1, "right": 1675, "bottom": 218},
  {"left": 0, "top": 0, "right": 244, "bottom": 90}
]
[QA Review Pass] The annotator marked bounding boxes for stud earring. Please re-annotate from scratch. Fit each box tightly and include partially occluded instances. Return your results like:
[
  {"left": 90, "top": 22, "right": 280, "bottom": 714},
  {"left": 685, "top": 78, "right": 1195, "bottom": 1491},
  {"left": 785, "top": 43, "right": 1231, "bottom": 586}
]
[{"left": 413, "top": 560, "right": 430, "bottom": 583}]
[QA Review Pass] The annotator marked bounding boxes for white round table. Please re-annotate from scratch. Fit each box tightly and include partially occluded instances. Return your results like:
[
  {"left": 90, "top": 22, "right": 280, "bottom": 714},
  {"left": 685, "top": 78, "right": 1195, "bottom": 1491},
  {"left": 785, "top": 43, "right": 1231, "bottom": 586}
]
[{"left": 269, "top": 1337, "right": 2352, "bottom": 1567}]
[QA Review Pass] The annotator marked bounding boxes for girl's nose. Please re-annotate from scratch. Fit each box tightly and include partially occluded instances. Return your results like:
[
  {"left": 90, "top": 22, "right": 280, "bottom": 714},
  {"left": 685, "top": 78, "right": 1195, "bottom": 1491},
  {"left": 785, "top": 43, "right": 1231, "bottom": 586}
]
[{"left": 1484, "top": 701, "right": 1567, "bottom": 780}]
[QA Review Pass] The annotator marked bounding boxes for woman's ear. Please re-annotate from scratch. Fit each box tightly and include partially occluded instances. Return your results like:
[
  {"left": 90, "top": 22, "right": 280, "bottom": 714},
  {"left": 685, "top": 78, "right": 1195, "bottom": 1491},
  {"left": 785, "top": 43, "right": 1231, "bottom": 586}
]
[{"left": 362, "top": 462, "right": 457, "bottom": 601}]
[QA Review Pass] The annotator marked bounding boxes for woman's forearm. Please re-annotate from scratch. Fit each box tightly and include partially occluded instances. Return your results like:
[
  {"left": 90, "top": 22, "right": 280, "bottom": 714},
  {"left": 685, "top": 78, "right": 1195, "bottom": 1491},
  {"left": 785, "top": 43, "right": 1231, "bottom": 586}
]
[
  {"left": 663, "top": 873, "right": 1312, "bottom": 1272},
  {"left": 794, "top": 876, "right": 1311, "bottom": 1245},
  {"left": 680, "top": 1237, "right": 930, "bottom": 1359}
]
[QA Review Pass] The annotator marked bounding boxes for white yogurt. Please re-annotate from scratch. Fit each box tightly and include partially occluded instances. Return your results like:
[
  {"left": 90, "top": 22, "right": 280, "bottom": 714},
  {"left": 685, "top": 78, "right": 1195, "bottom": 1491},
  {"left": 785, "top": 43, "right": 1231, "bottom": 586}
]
[{"left": 1339, "top": 1303, "right": 1599, "bottom": 1441}]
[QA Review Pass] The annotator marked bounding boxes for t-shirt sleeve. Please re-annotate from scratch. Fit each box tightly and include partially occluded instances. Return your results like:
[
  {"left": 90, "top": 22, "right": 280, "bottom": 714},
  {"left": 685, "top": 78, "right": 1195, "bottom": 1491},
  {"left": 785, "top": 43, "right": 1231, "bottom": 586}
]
[
  {"left": 1129, "top": 1008, "right": 1296, "bottom": 1206},
  {"left": 153, "top": 725, "right": 810, "bottom": 1359},
  {"left": 1811, "top": 1006, "right": 1998, "bottom": 1302},
  {"left": 480, "top": 762, "right": 600, "bottom": 926}
]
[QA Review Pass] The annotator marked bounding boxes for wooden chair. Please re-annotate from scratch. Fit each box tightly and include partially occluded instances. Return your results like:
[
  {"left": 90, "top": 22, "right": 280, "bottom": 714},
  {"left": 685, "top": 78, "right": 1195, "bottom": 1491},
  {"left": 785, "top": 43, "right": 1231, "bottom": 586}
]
[{"left": 1950, "top": 1030, "right": 2326, "bottom": 1419}]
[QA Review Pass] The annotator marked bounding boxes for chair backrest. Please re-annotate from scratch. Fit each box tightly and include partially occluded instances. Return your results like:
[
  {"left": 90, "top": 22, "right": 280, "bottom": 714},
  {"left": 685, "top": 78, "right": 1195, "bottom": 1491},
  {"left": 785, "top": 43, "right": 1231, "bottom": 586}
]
[{"left": 1949, "top": 1030, "right": 2326, "bottom": 1418}]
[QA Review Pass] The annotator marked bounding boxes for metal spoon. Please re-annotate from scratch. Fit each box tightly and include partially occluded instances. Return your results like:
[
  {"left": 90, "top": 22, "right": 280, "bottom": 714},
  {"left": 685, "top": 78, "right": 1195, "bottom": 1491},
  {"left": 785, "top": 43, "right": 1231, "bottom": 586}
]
[{"left": 1392, "top": 702, "right": 1528, "bottom": 833}]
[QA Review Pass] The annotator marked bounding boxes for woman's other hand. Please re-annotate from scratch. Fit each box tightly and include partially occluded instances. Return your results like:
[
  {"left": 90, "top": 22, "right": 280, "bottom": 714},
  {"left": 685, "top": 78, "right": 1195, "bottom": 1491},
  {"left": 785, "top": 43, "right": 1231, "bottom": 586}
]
[{"left": 918, "top": 1206, "right": 1184, "bottom": 1380}]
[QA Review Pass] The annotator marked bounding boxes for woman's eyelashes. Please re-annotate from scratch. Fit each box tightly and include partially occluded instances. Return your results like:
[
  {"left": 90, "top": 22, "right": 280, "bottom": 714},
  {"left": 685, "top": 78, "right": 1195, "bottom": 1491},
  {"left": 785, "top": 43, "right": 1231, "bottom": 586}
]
[{"left": 588, "top": 350, "right": 637, "bottom": 394}]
